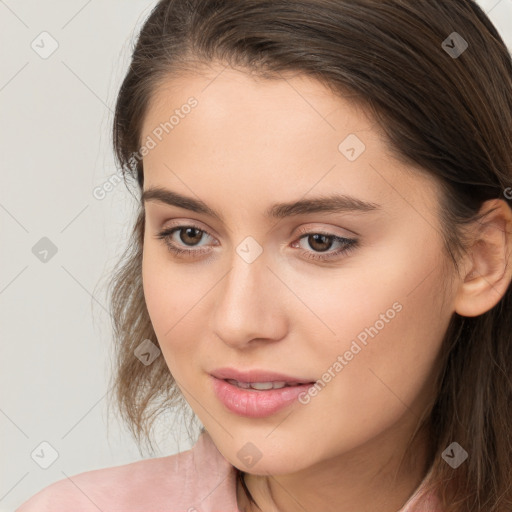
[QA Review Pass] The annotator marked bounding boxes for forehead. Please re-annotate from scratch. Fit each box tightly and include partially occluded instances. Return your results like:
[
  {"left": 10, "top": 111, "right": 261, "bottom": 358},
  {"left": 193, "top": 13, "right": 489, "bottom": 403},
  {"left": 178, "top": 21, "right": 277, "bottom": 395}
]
[
  {"left": 140, "top": 64, "right": 442, "bottom": 220},
  {"left": 142, "top": 64, "right": 377, "bottom": 144}
]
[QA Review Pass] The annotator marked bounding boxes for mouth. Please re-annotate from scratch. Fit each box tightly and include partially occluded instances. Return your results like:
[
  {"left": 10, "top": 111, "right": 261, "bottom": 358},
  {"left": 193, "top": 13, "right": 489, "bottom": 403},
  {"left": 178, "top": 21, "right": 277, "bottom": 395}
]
[
  {"left": 224, "top": 379, "right": 314, "bottom": 390},
  {"left": 210, "top": 367, "right": 316, "bottom": 387},
  {"left": 210, "top": 370, "right": 318, "bottom": 418}
]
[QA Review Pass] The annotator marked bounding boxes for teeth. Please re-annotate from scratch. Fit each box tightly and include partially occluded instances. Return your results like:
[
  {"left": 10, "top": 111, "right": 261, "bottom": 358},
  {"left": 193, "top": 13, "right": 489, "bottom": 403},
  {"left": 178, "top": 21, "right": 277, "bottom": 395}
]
[
  {"left": 251, "top": 381, "right": 285, "bottom": 390},
  {"left": 226, "top": 379, "right": 290, "bottom": 390}
]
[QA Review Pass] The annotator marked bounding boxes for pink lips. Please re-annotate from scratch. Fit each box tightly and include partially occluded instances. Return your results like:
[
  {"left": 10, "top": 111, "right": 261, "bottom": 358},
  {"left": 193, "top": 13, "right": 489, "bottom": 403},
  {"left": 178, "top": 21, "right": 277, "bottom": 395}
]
[
  {"left": 210, "top": 367, "right": 316, "bottom": 418},
  {"left": 210, "top": 367, "right": 314, "bottom": 384}
]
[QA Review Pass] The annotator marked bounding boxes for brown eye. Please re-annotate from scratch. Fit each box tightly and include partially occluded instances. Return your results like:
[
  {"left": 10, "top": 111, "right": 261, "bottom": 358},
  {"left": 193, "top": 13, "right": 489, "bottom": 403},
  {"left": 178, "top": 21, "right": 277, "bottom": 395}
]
[
  {"left": 155, "top": 223, "right": 215, "bottom": 257},
  {"left": 294, "top": 227, "right": 359, "bottom": 262},
  {"left": 306, "top": 234, "right": 335, "bottom": 252},
  {"left": 179, "top": 227, "right": 204, "bottom": 246}
]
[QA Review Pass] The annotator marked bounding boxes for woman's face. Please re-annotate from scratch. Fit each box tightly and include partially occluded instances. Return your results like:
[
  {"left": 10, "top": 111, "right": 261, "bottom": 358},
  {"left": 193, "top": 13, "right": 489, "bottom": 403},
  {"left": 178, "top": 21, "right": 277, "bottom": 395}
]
[{"left": 140, "top": 63, "right": 457, "bottom": 475}]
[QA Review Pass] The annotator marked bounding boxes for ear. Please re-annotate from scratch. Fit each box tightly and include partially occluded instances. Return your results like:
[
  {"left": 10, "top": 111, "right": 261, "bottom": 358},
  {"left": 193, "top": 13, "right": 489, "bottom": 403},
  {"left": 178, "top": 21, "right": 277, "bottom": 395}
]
[{"left": 454, "top": 198, "right": 512, "bottom": 318}]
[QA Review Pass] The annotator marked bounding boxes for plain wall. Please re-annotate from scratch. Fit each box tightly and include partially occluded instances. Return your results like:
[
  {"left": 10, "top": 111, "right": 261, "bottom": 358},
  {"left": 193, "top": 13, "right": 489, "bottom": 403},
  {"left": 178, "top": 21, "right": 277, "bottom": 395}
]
[{"left": 1, "top": 1, "right": 511, "bottom": 510}]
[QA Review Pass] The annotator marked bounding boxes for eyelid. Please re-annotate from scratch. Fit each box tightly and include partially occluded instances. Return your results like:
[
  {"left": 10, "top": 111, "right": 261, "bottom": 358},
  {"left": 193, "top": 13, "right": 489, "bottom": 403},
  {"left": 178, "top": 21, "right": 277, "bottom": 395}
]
[
  {"left": 294, "top": 222, "right": 358, "bottom": 239},
  {"left": 147, "top": 204, "right": 364, "bottom": 238},
  {"left": 147, "top": 206, "right": 232, "bottom": 236},
  {"left": 160, "top": 218, "right": 220, "bottom": 240}
]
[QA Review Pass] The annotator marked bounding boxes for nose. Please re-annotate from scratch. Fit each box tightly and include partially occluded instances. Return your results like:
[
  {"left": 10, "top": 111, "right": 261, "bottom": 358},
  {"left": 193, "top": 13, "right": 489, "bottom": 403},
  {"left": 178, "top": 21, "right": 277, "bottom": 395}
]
[{"left": 211, "top": 250, "right": 288, "bottom": 349}]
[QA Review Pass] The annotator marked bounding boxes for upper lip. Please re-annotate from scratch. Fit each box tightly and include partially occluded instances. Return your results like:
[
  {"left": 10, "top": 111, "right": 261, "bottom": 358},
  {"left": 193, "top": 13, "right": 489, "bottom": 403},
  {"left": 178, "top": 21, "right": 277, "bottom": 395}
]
[{"left": 210, "top": 367, "right": 315, "bottom": 384}]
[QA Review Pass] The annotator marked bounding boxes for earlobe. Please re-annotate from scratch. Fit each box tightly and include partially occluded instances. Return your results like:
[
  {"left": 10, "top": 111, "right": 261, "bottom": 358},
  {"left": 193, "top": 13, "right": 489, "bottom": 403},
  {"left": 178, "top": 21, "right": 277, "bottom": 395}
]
[{"left": 454, "top": 199, "right": 512, "bottom": 318}]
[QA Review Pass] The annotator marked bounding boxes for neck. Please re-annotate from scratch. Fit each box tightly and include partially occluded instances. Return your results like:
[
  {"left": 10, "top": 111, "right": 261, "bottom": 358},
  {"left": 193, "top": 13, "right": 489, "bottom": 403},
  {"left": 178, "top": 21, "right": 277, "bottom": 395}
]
[{"left": 237, "top": 422, "right": 431, "bottom": 512}]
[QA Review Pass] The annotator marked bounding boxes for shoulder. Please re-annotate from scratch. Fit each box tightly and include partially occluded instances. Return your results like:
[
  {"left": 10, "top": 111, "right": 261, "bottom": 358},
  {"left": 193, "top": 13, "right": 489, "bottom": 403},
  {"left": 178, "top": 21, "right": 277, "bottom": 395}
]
[{"left": 15, "top": 431, "right": 238, "bottom": 512}]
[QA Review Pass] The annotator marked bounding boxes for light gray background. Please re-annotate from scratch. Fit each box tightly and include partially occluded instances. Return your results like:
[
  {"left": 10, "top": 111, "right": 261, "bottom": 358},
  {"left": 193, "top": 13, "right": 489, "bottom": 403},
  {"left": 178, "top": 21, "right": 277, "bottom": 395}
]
[{"left": 1, "top": 1, "right": 511, "bottom": 510}]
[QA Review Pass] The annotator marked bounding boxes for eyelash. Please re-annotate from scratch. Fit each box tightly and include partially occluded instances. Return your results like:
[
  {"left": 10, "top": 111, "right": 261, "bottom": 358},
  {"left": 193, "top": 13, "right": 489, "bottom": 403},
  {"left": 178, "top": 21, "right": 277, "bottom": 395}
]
[{"left": 155, "top": 224, "right": 359, "bottom": 262}]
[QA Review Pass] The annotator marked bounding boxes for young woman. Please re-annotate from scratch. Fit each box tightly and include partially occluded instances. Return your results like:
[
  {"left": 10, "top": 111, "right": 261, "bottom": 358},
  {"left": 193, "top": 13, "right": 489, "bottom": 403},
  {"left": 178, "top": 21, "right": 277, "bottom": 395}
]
[{"left": 16, "top": 1, "right": 512, "bottom": 511}]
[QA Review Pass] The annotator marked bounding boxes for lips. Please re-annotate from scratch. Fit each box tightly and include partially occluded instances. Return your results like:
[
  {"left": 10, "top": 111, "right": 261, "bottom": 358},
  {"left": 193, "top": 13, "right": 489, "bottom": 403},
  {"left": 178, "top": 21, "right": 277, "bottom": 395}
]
[
  {"left": 210, "top": 374, "right": 316, "bottom": 417},
  {"left": 210, "top": 367, "right": 315, "bottom": 385}
]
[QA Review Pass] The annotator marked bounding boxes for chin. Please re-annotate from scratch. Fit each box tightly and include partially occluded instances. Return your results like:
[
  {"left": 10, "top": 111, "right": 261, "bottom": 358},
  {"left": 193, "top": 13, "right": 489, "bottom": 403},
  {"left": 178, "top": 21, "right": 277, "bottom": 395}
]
[{"left": 216, "top": 432, "right": 315, "bottom": 476}]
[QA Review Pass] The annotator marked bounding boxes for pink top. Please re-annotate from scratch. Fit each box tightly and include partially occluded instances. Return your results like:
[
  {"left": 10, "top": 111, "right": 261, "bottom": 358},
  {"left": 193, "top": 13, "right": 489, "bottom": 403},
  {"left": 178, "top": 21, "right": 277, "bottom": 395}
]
[{"left": 15, "top": 430, "right": 442, "bottom": 511}]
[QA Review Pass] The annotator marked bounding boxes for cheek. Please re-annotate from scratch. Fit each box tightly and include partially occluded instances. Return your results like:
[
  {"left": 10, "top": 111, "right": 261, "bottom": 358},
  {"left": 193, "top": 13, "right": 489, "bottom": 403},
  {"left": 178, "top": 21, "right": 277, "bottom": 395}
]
[
  {"left": 141, "top": 245, "right": 213, "bottom": 369},
  {"left": 142, "top": 239, "right": 197, "bottom": 325},
  {"left": 308, "top": 240, "right": 449, "bottom": 423},
  {"left": 142, "top": 247, "right": 172, "bottom": 331}
]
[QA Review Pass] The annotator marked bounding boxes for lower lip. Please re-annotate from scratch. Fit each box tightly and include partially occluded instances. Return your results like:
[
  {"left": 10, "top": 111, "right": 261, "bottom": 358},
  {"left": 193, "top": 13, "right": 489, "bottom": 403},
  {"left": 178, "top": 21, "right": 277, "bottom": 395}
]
[{"left": 211, "top": 376, "right": 315, "bottom": 418}]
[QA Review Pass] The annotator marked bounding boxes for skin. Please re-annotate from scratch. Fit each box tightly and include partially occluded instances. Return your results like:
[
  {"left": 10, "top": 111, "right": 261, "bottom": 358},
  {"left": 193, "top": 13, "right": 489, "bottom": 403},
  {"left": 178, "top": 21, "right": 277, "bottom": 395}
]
[{"left": 139, "top": 62, "right": 512, "bottom": 512}]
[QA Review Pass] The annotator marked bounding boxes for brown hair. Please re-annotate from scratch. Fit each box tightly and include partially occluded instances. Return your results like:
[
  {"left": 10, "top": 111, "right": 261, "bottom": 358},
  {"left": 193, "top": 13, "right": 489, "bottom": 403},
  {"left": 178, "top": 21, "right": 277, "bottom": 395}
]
[{"left": 106, "top": 1, "right": 512, "bottom": 510}]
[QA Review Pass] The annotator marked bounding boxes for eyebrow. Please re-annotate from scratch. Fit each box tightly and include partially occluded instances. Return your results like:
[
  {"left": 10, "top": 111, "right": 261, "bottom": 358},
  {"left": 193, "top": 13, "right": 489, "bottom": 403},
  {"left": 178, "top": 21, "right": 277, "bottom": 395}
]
[{"left": 141, "top": 186, "right": 381, "bottom": 221}]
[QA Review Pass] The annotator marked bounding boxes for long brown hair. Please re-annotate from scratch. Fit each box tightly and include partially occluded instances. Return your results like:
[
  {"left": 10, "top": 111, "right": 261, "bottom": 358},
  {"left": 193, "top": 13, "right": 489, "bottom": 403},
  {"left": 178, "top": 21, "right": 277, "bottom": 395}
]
[{"left": 106, "top": 1, "right": 512, "bottom": 510}]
